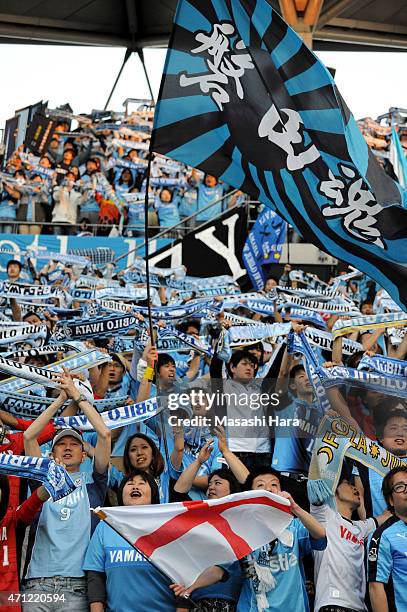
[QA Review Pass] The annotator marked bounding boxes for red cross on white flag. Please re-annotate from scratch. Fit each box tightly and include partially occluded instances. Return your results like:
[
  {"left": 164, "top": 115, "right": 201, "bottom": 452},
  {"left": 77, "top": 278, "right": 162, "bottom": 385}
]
[{"left": 95, "top": 490, "right": 293, "bottom": 587}]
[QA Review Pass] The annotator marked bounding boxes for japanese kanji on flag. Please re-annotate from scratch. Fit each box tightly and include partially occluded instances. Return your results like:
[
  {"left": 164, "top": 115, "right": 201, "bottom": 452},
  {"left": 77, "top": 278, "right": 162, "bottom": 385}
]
[
  {"left": 94, "top": 490, "right": 293, "bottom": 587},
  {"left": 152, "top": 0, "right": 407, "bottom": 310}
]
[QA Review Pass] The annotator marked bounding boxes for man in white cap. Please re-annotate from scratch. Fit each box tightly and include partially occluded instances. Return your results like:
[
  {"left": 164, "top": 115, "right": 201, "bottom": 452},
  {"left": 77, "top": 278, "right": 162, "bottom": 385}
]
[{"left": 22, "top": 367, "right": 111, "bottom": 611}]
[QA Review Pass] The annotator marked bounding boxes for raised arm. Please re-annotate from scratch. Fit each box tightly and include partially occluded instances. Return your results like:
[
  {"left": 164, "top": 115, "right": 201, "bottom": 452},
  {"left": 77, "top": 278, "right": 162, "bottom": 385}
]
[
  {"left": 174, "top": 440, "right": 213, "bottom": 494},
  {"left": 57, "top": 368, "right": 111, "bottom": 474},
  {"left": 170, "top": 422, "right": 184, "bottom": 471},
  {"left": 10, "top": 298, "right": 21, "bottom": 322},
  {"left": 325, "top": 386, "right": 360, "bottom": 432},
  {"left": 23, "top": 391, "right": 67, "bottom": 457},
  {"left": 214, "top": 426, "right": 249, "bottom": 484},
  {"left": 275, "top": 345, "right": 293, "bottom": 396},
  {"left": 136, "top": 346, "right": 157, "bottom": 403},
  {"left": 93, "top": 362, "right": 110, "bottom": 398},
  {"left": 280, "top": 491, "right": 326, "bottom": 540},
  {"left": 361, "top": 329, "right": 384, "bottom": 352}
]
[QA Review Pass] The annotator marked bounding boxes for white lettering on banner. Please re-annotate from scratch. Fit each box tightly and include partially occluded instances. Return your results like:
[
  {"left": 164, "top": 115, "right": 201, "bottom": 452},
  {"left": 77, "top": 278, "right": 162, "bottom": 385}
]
[
  {"left": 180, "top": 23, "right": 254, "bottom": 110},
  {"left": 243, "top": 244, "right": 263, "bottom": 289},
  {"left": 149, "top": 242, "right": 183, "bottom": 270},
  {"left": 320, "top": 165, "right": 384, "bottom": 248},
  {"left": 195, "top": 214, "right": 246, "bottom": 280},
  {"left": 55, "top": 235, "right": 68, "bottom": 254},
  {"left": 123, "top": 238, "right": 138, "bottom": 269},
  {"left": 258, "top": 105, "right": 320, "bottom": 171},
  {"left": 0, "top": 240, "right": 20, "bottom": 273}
]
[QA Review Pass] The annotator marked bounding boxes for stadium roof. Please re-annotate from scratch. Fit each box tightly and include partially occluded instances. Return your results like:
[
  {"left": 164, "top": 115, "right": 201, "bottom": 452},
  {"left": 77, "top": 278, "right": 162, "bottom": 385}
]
[{"left": 0, "top": 0, "right": 405, "bottom": 52}]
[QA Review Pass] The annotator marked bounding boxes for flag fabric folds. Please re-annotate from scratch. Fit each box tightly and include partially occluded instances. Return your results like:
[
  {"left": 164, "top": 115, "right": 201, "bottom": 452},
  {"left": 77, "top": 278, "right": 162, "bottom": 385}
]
[
  {"left": 153, "top": 0, "right": 407, "bottom": 309},
  {"left": 243, "top": 209, "right": 287, "bottom": 289},
  {"left": 95, "top": 490, "right": 293, "bottom": 587}
]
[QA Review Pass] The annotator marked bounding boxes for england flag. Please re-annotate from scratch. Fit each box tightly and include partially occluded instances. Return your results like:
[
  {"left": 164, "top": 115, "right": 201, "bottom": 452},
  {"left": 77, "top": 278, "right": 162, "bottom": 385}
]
[{"left": 94, "top": 490, "right": 293, "bottom": 587}]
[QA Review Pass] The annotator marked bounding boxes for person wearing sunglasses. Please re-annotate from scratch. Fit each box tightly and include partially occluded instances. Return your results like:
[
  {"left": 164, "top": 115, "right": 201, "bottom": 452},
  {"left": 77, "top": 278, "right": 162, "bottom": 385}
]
[{"left": 368, "top": 466, "right": 407, "bottom": 612}]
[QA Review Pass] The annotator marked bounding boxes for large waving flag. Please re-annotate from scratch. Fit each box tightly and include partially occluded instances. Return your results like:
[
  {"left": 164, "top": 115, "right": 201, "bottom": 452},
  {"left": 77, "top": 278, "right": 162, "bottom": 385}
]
[
  {"left": 95, "top": 490, "right": 293, "bottom": 587},
  {"left": 152, "top": 0, "right": 407, "bottom": 309}
]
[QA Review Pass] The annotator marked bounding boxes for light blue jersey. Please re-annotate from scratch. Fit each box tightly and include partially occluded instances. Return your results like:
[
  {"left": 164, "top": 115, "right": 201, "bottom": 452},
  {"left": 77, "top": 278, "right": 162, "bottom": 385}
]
[
  {"left": 0, "top": 192, "right": 17, "bottom": 220},
  {"left": 26, "top": 468, "right": 107, "bottom": 578},
  {"left": 105, "top": 372, "right": 131, "bottom": 399},
  {"left": 196, "top": 183, "right": 225, "bottom": 221},
  {"left": 179, "top": 186, "right": 198, "bottom": 218},
  {"left": 183, "top": 429, "right": 223, "bottom": 500},
  {"left": 172, "top": 351, "right": 191, "bottom": 378},
  {"left": 83, "top": 521, "right": 177, "bottom": 612},
  {"left": 368, "top": 516, "right": 407, "bottom": 612},
  {"left": 155, "top": 194, "right": 181, "bottom": 227},
  {"left": 237, "top": 519, "right": 319, "bottom": 612},
  {"left": 272, "top": 399, "right": 324, "bottom": 474}
]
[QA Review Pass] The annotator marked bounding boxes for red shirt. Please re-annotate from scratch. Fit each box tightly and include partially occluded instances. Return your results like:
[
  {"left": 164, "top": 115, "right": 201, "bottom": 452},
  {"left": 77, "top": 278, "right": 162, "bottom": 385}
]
[
  {"left": 0, "top": 490, "right": 44, "bottom": 612},
  {"left": 0, "top": 420, "right": 56, "bottom": 507}
]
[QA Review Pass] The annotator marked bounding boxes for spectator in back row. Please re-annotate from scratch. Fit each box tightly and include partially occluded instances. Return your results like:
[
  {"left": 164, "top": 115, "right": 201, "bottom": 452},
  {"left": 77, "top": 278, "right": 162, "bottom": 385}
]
[{"left": 52, "top": 171, "right": 83, "bottom": 235}]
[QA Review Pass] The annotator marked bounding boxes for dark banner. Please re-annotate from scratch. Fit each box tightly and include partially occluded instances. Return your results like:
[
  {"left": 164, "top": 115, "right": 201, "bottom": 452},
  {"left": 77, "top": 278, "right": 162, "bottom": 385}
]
[
  {"left": 24, "top": 113, "right": 57, "bottom": 156},
  {"left": 150, "top": 206, "right": 248, "bottom": 283}
]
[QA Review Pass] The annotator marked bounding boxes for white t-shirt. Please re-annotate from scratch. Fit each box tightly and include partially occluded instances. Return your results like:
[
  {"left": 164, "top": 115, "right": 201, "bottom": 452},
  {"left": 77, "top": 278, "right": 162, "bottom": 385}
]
[
  {"left": 311, "top": 502, "right": 377, "bottom": 612},
  {"left": 223, "top": 379, "right": 271, "bottom": 454},
  {"left": 52, "top": 186, "right": 82, "bottom": 224}
]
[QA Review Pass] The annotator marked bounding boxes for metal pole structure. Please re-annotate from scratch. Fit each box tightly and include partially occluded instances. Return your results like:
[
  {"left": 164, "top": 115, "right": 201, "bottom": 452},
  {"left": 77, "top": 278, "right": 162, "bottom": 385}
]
[
  {"left": 137, "top": 48, "right": 155, "bottom": 105},
  {"left": 104, "top": 48, "right": 132, "bottom": 110}
]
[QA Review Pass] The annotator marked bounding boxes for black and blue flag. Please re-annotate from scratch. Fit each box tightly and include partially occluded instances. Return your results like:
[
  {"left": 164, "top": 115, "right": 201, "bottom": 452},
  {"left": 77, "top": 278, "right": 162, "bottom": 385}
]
[{"left": 152, "top": 0, "right": 407, "bottom": 308}]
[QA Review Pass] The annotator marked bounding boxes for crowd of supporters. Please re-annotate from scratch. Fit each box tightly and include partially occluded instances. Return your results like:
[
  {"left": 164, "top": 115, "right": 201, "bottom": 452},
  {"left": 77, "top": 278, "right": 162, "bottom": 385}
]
[
  {"left": 0, "top": 252, "right": 405, "bottom": 612},
  {"left": 0, "top": 108, "right": 244, "bottom": 237}
]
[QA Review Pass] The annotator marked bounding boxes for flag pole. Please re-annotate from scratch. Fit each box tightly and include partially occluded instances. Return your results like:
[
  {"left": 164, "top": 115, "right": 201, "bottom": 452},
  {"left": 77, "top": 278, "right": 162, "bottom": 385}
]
[
  {"left": 143, "top": 127, "right": 174, "bottom": 481},
  {"left": 143, "top": 148, "right": 156, "bottom": 344},
  {"left": 93, "top": 510, "right": 203, "bottom": 609},
  {"left": 286, "top": 224, "right": 290, "bottom": 265}
]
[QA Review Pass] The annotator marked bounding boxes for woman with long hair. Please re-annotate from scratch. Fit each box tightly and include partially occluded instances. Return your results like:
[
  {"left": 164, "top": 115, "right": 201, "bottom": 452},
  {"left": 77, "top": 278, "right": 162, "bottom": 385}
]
[{"left": 110, "top": 431, "right": 183, "bottom": 504}]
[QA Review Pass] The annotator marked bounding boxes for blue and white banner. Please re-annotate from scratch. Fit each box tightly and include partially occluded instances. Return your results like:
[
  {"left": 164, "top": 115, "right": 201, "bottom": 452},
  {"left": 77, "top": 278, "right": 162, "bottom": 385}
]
[
  {"left": 287, "top": 331, "right": 331, "bottom": 413},
  {"left": 0, "top": 235, "right": 171, "bottom": 279},
  {"left": 285, "top": 307, "right": 326, "bottom": 328},
  {"left": 358, "top": 353, "right": 407, "bottom": 378},
  {"left": 332, "top": 311, "right": 407, "bottom": 338},
  {"left": 0, "top": 349, "right": 110, "bottom": 394},
  {"left": 0, "top": 454, "right": 75, "bottom": 501},
  {"left": 303, "top": 326, "right": 363, "bottom": 356},
  {"left": 0, "top": 391, "right": 128, "bottom": 419},
  {"left": 55, "top": 398, "right": 161, "bottom": 431},
  {"left": 243, "top": 209, "right": 287, "bottom": 290},
  {"left": 308, "top": 415, "right": 406, "bottom": 506},
  {"left": 52, "top": 314, "right": 144, "bottom": 340},
  {"left": 318, "top": 364, "right": 407, "bottom": 399},
  {"left": 228, "top": 322, "right": 291, "bottom": 346},
  {"left": 0, "top": 323, "right": 48, "bottom": 346}
]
